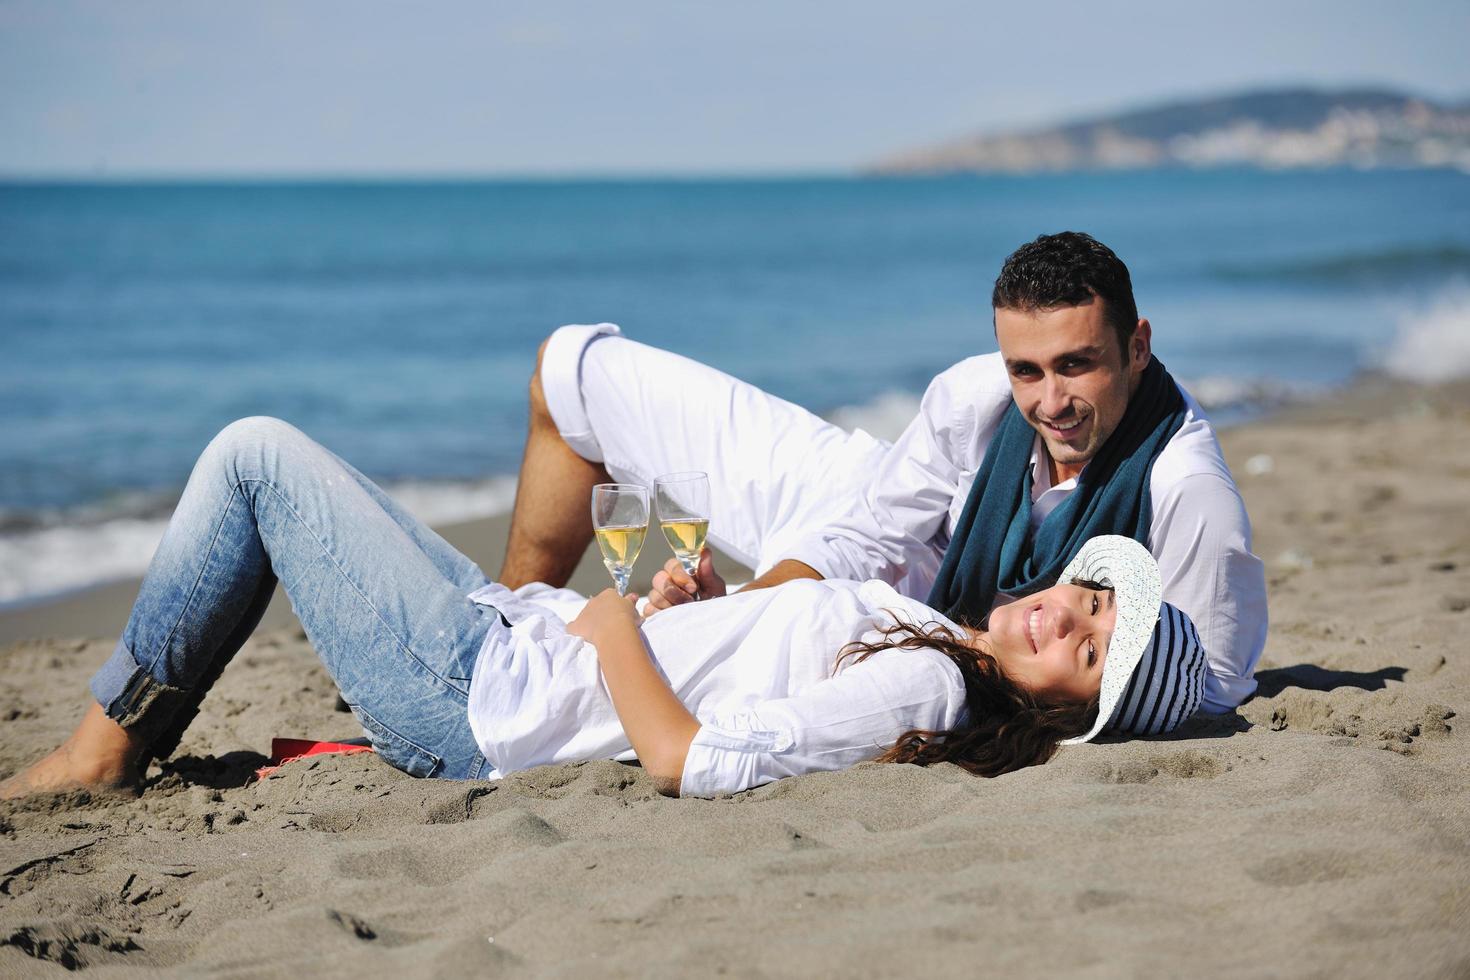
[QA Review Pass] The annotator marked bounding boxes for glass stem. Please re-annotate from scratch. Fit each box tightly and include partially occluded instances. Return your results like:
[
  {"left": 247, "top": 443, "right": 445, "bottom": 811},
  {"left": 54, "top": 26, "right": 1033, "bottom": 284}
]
[
  {"left": 679, "top": 557, "right": 701, "bottom": 600},
  {"left": 605, "top": 562, "right": 631, "bottom": 597}
]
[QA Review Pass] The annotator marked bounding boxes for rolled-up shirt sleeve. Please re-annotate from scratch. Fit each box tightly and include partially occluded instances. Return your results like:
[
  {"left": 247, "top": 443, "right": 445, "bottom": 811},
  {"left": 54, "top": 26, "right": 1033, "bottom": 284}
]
[
  {"left": 791, "top": 363, "right": 1006, "bottom": 587},
  {"left": 678, "top": 649, "right": 965, "bottom": 798}
]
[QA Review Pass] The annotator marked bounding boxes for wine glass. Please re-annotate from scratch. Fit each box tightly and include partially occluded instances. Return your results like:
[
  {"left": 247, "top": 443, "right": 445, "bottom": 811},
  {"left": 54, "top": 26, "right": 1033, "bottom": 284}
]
[
  {"left": 655, "top": 471, "right": 711, "bottom": 588},
  {"left": 591, "top": 484, "right": 649, "bottom": 597}
]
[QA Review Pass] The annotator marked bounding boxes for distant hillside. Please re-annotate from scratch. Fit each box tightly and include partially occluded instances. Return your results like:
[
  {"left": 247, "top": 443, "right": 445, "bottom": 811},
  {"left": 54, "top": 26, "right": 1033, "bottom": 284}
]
[{"left": 870, "top": 87, "right": 1470, "bottom": 175}]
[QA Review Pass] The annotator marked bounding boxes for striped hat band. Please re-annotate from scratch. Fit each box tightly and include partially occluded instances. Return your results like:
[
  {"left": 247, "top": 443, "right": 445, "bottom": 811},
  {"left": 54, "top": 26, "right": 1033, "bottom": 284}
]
[{"left": 1056, "top": 536, "right": 1208, "bottom": 745}]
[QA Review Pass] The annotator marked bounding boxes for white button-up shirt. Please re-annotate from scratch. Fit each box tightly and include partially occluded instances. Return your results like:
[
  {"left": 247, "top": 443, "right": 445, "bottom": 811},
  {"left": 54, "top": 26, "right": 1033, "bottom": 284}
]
[
  {"left": 790, "top": 352, "right": 1268, "bottom": 713},
  {"left": 466, "top": 579, "right": 967, "bottom": 798}
]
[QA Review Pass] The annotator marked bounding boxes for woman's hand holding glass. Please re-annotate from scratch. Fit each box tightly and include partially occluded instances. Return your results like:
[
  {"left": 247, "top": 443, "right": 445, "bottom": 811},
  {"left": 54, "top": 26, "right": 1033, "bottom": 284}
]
[{"left": 567, "top": 588, "right": 642, "bottom": 645}]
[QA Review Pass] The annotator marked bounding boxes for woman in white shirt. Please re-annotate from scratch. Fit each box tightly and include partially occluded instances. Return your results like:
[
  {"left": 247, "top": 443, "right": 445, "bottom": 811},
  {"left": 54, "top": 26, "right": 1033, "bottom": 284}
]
[{"left": 1, "top": 418, "right": 1205, "bottom": 801}]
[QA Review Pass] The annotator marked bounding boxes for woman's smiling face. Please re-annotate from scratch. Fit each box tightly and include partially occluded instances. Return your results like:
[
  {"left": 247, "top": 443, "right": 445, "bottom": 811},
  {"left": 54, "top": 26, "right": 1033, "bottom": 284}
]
[{"left": 978, "top": 581, "right": 1116, "bottom": 703}]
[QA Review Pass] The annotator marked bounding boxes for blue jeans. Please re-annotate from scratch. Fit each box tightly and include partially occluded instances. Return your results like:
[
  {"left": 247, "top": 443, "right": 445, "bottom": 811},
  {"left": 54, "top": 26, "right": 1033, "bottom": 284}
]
[{"left": 89, "top": 416, "right": 495, "bottom": 780}]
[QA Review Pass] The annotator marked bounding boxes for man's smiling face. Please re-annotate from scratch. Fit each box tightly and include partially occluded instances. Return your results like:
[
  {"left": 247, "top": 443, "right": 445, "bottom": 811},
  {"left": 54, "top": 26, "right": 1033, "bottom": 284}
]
[{"left": 995, "top": 299, "right": 1151, "bottom": 483}]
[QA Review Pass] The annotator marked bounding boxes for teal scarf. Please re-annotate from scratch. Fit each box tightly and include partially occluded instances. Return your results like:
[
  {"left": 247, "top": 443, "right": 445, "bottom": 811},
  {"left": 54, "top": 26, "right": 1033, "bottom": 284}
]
[{"left": 927, "top": 356, "right": 1186, "bottom": 622}]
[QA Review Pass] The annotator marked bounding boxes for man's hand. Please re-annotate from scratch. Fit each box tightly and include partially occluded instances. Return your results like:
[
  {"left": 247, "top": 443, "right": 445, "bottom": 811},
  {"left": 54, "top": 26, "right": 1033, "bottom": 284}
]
[
  {"left": 567, "top": 588, "right": 642, "bottom": 644},
  {"left": 644, "top": 548, "right": 727, "bottom": 617}
]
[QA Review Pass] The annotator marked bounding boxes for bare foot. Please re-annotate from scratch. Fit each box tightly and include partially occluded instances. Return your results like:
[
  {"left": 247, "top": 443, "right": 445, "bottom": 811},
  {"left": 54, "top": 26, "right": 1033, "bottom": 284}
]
[
  {"left": 0, "top": 743, "right": 138, "bottom": 799},
  {"left": 0, "top": 703, "right": 145, "bottom": 800}
]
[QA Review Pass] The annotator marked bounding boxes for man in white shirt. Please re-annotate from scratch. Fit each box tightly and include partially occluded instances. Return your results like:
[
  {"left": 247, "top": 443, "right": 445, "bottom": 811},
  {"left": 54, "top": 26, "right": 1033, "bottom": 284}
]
[{"left": 497, "top": 232, "right": 1267, "bottom": 715}]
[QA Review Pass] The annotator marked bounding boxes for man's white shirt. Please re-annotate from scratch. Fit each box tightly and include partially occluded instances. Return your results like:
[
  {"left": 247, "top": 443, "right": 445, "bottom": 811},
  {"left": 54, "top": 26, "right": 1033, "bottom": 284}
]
[{"left": 790, "top": 351, "right": 1268, "bottom": 713}]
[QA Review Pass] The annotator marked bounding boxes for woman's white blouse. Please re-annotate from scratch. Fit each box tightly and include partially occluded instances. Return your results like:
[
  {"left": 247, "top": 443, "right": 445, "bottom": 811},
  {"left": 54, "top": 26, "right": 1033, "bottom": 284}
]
[{"left": 465, "top": 578, "right": 968, "bottom": 798}]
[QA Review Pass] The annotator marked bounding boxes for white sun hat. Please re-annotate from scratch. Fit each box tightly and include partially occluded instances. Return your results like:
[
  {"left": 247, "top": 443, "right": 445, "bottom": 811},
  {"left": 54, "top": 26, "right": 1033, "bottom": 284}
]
[{"left": 1057, "top": 535, "right": 1208, "bottom": 745}]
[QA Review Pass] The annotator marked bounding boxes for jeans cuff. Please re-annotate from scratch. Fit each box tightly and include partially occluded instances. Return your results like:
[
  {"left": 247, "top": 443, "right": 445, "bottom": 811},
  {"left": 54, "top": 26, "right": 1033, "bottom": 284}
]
[{"left": 89, "top": 638, "right": 192, "bottom": 745}]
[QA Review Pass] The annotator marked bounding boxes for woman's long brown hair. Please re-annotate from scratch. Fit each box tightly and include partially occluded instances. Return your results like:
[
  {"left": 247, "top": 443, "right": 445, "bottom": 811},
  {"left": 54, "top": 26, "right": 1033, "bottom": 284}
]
[{"left": 837, "top": 617, "right": 1099, "bottom": 778}]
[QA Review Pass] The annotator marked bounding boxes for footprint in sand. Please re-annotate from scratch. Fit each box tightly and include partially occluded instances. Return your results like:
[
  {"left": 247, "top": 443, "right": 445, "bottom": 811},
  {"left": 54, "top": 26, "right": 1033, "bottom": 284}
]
[
  {"left": 0, "top": 923, "right": 142, "bottom": 971},
  {"left": 0, "top": 838, "right": 100, "bottom": 902}
]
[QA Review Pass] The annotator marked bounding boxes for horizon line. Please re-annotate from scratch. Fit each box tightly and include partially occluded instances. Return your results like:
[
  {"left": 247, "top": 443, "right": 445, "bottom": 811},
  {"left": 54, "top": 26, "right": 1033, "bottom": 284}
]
[{"left": 0, "top": 167, "right": 861, "bottom": 184}]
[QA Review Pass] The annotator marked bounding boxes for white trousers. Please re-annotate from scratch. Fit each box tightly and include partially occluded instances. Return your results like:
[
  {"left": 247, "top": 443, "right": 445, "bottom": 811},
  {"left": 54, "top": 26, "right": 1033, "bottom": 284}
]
[{"left": 539, "top": 324, "right": 889, "bottom": 577}]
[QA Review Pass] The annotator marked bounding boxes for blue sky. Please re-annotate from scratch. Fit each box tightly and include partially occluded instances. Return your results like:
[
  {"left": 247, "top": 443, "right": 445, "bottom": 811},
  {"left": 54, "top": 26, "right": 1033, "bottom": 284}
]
[{"left": 2, "top": 0, "right": 1467, "bottom": 177}]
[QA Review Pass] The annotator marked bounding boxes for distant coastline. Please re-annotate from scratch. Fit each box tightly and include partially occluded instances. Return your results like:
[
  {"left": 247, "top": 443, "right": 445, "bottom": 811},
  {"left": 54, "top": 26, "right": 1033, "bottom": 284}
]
[{"left": 870, "top": 86, "right": 1470, "bottom": 175}]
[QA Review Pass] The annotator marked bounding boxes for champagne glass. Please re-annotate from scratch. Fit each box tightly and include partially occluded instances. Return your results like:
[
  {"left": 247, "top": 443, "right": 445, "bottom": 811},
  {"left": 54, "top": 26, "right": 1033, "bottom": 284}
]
[
  {"left": 655, "top": 472, "right": 711, "bottom": 589},
  {"left": 591, "top": 484, "right": 649, "bottom": 596}
]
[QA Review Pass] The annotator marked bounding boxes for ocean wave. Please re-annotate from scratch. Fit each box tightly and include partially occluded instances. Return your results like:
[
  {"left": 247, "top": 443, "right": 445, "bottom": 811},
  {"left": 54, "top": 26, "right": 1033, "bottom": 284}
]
[
  {"left": 1178, "top": 375, "right": 1326, "bottom": 412},
  {"left": 0, "top": 489, "right": 180, "bottom": 535},
  {"left": 0, "top": 475, "right": 520, "bottom": 610},
  {"left": 826, "top": 391, "right": 924, "bottom": 443},
  {"left": 1213, "top": 243, "right": 1470, "bottom": 284},
  {"left": 1382, "top": 289, "right": 1470, "bottom": 383}
]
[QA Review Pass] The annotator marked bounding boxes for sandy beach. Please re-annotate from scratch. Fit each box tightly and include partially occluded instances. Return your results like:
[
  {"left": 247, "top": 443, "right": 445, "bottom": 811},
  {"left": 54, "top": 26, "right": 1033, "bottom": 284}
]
[{"left": 2, "top": 377, "right": 1468, "bottom": 977}]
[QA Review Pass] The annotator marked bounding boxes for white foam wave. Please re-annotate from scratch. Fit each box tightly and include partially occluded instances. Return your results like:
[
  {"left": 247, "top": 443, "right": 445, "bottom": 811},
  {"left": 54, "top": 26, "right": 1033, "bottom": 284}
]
[
  {"left": 371, "top": 476, "right": 519, "bottom": 529},
  {"left": 0, "top": 476, "right": 521, "bottom": 609},
  {"left": 1179, "top": 375, "right": 1324, "bottom": 412},
  {"left": 827, "top": 390, "right": 923, "bottom": 443},
  {"left": 1383, "top": 288, "right": 1470, "bottom": 383},
  {"left": 0, "top": 517, "right": 176, "bottom": 609}
]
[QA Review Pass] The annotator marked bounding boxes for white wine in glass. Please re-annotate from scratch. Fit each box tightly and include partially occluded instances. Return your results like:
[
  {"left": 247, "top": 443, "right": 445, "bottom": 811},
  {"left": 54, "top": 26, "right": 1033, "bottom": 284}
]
[
  {"left": 655, "top": 471, "right": 711, "bottom": 584},
  {"left": 591, "top": 484, "right": 649, "bottom": 597}
]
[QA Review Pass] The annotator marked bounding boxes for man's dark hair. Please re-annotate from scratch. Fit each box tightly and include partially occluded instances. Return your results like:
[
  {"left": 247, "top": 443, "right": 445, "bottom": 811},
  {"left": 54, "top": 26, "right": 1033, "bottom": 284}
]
[{"left": 991, "top": 232, "right": 1139, "bottom": 354}]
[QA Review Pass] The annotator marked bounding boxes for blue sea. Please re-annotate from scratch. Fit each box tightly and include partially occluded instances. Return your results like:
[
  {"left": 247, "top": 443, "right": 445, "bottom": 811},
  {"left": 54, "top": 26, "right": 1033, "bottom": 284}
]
[{"left": 3, "top": 169, "right": 1470, "bottom": 606}]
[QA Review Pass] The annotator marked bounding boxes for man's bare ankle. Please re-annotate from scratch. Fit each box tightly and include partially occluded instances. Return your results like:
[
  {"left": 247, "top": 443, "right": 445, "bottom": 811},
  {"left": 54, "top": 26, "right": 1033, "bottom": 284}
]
[{"left": 64, "top": 741, "right": 139, "bottom": 786}]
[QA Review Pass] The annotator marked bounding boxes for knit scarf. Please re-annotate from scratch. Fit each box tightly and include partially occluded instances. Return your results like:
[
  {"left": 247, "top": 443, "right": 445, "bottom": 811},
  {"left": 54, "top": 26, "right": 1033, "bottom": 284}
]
[{"left": 926, "top": 356, "right": 1186, "bottom": 622}]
